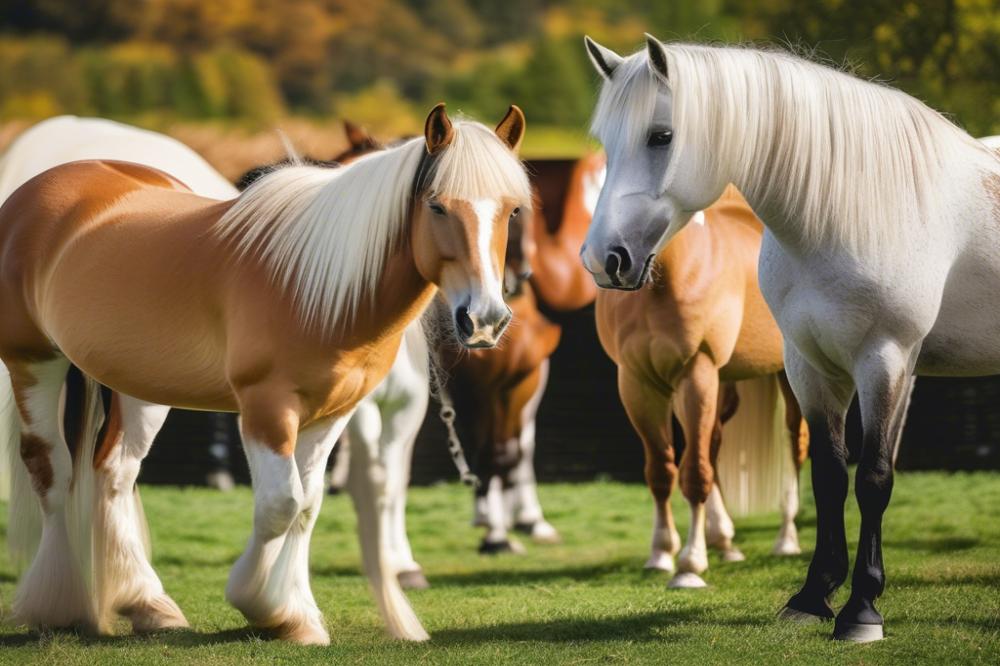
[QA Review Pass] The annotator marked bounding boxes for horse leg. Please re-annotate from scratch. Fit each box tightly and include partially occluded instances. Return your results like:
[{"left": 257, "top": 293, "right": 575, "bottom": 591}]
[
  {"left": 508, "top": 360, "right": 559, "bottom": 544},
  {"left": 774, "top": 372, "right": 808, "bottom": 556},
  {"left": 225, "top": 393, "right": 340, "bottom": 645},
  {"left": 373, "top": 377, "right": 430, "bottom": 589},
  {"left": 346, "top": 402, "right": 429, "bottom": 641},
  {"left": 9, "top": 356, "right": 96, "bottom": 631},
  {"left": 705, "top": 383, "right": 744, "bottom": 562},
  {"left": 833, "top": 342, "right": 915, "bottom": 642},
  {"left": 93, "top": 395, "right": 186, "bottom": 633},
  {"left": 671, "top": 353, "right": 720, "bottom": 588},
  {"left": 779, "top": 346, "right": 855, "bottom": 623},
  {"left": 618, "top": 368, "right": 679, "bottom": 572}
]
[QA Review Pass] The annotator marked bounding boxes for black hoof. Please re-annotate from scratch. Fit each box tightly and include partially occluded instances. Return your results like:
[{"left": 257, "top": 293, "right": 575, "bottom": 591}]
[
  {"left": 513, "top": 522, "right": 535, "bottom": 535},
  {"left": 781, "top": 591, "right": 835, "bottom": 621}
]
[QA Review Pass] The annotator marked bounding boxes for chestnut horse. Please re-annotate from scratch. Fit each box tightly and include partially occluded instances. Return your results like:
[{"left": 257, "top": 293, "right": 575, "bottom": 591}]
[
  {"left": 0, "top": 104, "right": 530, "bottom": 643},
  {"left": 596, "top": 186, "right": 808, "bottom": 588},
  {"left": 525, "top": 153, "right": 605, "bottom": 311}
]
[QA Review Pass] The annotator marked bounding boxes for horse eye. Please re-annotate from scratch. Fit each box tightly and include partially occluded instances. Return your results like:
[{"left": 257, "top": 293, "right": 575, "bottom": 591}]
[
  {"left": 428, "top": 201, "right": 446, "bottom": 215},
  {"left": 509, "top": 207, "right": 520, "bottom": 221},
  {"left": 647, "top": 130, "right": 673, "bottom": 147}
]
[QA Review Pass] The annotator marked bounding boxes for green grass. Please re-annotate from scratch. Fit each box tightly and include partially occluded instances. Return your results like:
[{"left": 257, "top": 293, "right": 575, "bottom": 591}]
[{"left": 0, "top": 471, "right": 998, "bottom": 664}]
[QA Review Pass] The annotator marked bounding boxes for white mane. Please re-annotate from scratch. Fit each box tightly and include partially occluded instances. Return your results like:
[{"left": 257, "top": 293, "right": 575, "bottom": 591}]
[
  {"left": 592, "top": 42, "right": 999, "bottom": 257},
  {"left": 215, "top": 121, "right": 531, "bottom": 335}
]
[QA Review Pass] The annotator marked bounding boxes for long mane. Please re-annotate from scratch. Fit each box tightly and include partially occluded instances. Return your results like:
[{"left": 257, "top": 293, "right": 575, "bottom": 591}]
[
  {"left": 592, "top": 42, "right": 999, "bottom": 257},
  {"left": 215, "top": 121, "right": 531, "bottom": 335}
]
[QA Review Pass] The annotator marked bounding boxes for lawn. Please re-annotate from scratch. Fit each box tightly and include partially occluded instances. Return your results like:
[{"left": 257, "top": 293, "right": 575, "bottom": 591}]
[{"left": 0, "top": 471, "right": 998, "bottom": 664}]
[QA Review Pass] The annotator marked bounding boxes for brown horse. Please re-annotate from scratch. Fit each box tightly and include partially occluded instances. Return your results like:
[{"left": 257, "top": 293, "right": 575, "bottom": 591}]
[
  {"left": 441, "top": 271, "right": 562, "bottom": 553},
  {"left": 596, "top": 186, "right": 809, "bottom": 588},
  {"left": 0, "top": 104, "right": 530, "bottom": 643},
  {"left": 525, "top": 152, "right": 606, "bottom": 311}
]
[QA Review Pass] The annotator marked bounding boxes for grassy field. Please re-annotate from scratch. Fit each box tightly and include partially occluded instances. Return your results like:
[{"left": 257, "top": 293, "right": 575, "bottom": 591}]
[{"left": 0, "top": 471, "right": 998, "bottom": 664}]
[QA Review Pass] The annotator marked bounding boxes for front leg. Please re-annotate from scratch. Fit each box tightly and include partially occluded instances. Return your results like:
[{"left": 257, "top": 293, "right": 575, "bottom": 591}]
[
  {"left": 833, "top": 342, "right": 915, "bottom": 642},
  {"left": 779, "top": 347, "right": 855, "bottom": 623},
  {"left": 225, "top": 390, "right": 342, "bottom": 645}
]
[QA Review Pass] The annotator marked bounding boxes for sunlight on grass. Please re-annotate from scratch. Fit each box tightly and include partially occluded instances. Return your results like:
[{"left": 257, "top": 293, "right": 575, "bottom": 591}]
[{"left": 0, "top": 471, "right": 998, "bottom": 664}]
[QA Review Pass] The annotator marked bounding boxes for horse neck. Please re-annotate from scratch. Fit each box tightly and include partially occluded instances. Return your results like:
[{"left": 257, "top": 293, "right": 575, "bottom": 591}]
[{"left": 351, "top": 242, "right": 436, "bottom": 350}]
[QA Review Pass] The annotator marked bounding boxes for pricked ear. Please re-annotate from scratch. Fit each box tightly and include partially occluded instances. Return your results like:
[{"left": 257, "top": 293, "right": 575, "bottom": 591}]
[
  {"left": 424, "top": 103, "right": 455, "bottom": 155},
  {"left": 495, "top": 105, "right": 526, "bottom": 153},
  {"left": 644, "top": 33, "right": 668, "bottom": 80},
  {"left": 584, "top": 35, "right": 623, "bottom": 80},
  {"left": 343, "top": 120, "right": 371, "bottom": 149}
]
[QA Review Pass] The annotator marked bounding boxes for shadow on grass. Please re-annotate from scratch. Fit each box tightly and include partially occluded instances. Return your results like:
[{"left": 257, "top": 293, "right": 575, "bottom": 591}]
[
  {"left": 432, "top": 608, "right": 704, "bottom": 644},
  {"left": 0, "top": 626, "right": 260, "bottom": 649},
  {"left": 891, "top": 536, "right": 979, "bottom": 553},
  {"left": 422, "top": 558, "right": 637, "bottom": 588}
]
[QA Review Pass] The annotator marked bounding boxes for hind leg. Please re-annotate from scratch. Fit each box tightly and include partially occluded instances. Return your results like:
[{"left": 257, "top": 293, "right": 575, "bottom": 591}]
[
  {"left": 705, "top": 384, "right": 744, "bottom": 562},
  {"left": 507, "top": 359, "right": 559, "bottom": 544},
  {"left": 774, "top": 372, "right": 808, "bottom": 556},
  {"left": 93, "top": 395, "right": 185, "bottom": 633},
  {"left": 9, "top": 356, "right": 96, "bottom": 631}
]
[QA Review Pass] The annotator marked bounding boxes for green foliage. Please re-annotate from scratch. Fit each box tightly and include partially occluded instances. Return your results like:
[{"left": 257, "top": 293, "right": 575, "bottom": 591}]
[{"left": 0, "top": 1, "right": 996, "bottom": 137}]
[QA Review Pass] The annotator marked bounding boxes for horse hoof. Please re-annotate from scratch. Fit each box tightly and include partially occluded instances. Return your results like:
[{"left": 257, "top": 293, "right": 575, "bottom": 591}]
[
  {"left": 398, "top": 570, "right": 430, "bottom": 590},
  {"left": 833, "top": 622, "right": 884, "bottom": 642},
  {"left": 643, "top": 552, "right": 676, "bottom": 573},
  {"left": 516, "top": 521, "right": 561, "bottom": 544},
  {"left": 668, "top": 572, "right": 708, "bottom": 589},
  {"left": 778, "top": 606, "right": 829, "bottom": 624},
  {"left": 721, "top": 548, "right": 745, "bottom": 563},
  {"left": 478, "top": 538, "right": 525, "bottom": 555},
  {"left": 772, "top": 540, "right": 801, "bottom": 556}
]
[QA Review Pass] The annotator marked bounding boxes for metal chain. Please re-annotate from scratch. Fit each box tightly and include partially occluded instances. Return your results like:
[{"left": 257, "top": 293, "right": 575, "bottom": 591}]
[{"left": 427, "top": 358, "right": 480, "bottom": 488}]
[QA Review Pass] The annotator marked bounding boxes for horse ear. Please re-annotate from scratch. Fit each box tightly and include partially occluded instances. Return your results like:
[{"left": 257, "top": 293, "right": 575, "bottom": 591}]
[
  {"left": 584, "top": 35, "right": 623, "bottom": 80},
  {"left": 424, "top": 103, "right": 455, "bottom": 155},
  {"left": 644, "top": 33, "right": 668, "bottom": 80},
  {"left": 343, "top": 120, "right": 371, "bottom": 149},
  {"left": 495, "top": 105, "right": 526, "bottom": 153}
]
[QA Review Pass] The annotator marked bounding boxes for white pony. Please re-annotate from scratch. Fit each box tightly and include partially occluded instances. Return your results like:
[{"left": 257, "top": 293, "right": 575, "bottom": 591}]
[
  {"left": 0, "top": 116, "right": 434, "bottom": 638},
  {"left": 582, "top": 35, "right": 1000, "bottom": 642}
]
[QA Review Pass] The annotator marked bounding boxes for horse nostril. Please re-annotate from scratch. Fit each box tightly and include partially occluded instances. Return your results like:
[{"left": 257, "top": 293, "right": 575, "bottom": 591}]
[
  {"left": 455, "top": 306, "right": 475, "bottom": 338},
  {"left": 610, "top": 245, "right": 632, "bottom": 274},
  {"left": 497, "top": 310, "right": 512, "bottom": 332}
]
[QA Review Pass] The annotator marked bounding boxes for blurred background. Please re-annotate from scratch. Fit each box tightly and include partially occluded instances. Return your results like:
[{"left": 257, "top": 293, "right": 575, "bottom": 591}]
[
  {"left": 0, "top": 1, "right": 998, "bottom": 485},
  {"left": 1, "top": 0, "right": 997, "bottom": 175}
]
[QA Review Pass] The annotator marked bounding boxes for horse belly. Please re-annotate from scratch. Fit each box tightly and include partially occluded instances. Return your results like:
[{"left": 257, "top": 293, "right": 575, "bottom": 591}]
[
  {"left": 918, "top": 249, "right": 1000, "bottom": 376},
  {"left": 39, "top": 251, "right": 234, "bottom": 410}
]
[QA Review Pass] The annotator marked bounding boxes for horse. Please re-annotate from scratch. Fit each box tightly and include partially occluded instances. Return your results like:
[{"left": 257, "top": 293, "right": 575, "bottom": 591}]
[
  {"left": 596, "top": 185, "right": 808, "bottom": 588},
  {"left": 438, "top": 268, "right": 563, "bottom": 553},
  {"left": 306, "top": 122, "right": 564, "bottom": 555},
  {"left": 0, "top": 103, "right": 531, "bottom": 644},
  {"left": 237, "top": 122, "right": 434, "bottom": 590},
  {"left": 525, "top": 153, "right": 606, "bottom": 311},
  {"left": 582, "top": 35, "right": 1000, "bottom": 642}
]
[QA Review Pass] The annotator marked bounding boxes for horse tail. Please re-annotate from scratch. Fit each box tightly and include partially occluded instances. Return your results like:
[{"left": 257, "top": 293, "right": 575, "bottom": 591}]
[{"left": 715, "top": 374, "right": 792, "bottom": 517}]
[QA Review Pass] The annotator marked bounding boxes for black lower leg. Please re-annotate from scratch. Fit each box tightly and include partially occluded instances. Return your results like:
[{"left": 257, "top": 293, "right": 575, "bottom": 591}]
[{"left": 785, "top": 414, "right": 849, "bottom": 619}]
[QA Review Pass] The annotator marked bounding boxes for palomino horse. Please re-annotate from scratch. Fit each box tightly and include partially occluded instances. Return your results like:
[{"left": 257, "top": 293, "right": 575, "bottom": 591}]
[
  {"left": 525, "top": 153, "right": 606, "bottom": 311},
  {"left": 0, "top": 103, "right": 530, "bottom": 643},
  {"left": 583, "top": 35, "right": 1000, "bottom": 641},
  {"left": 596, "top": 185, "right": 807, "bottom": 588},
  {"left": 237, "top": 123, "right": 434, "bottom": 590},
  {"left": 317, "top": 122, "right": 564, "bottom": 555}
]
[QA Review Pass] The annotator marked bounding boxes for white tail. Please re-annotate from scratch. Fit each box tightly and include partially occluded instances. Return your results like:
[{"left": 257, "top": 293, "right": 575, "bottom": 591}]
[{"left": 716, "top": 375, "right": 793, "bottom": 517}]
